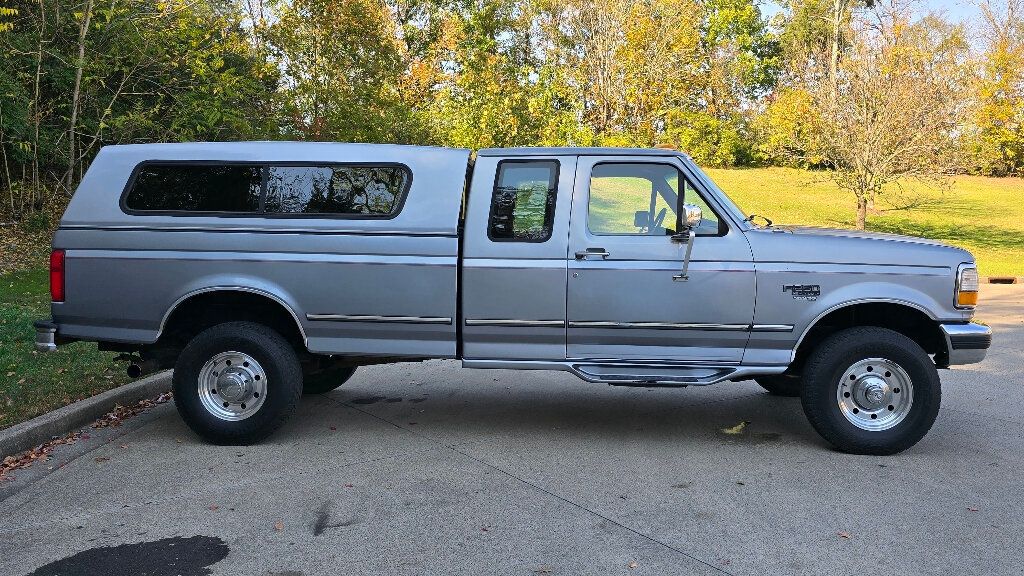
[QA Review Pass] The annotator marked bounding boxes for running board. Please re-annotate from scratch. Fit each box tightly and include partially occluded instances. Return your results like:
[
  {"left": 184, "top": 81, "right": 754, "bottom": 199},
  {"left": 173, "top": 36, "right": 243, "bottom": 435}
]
[
  {"left": 461, "top": 359, "right": 786, "bottom": 386},
  {"left": 572, "top": 363, "right": 734, "bottom": 386}
]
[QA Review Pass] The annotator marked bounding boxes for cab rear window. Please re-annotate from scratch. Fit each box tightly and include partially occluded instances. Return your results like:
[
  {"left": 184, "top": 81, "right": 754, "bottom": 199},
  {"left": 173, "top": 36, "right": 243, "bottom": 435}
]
[{"left": 122, "top": 162, "right": 410, "bottom": 217}]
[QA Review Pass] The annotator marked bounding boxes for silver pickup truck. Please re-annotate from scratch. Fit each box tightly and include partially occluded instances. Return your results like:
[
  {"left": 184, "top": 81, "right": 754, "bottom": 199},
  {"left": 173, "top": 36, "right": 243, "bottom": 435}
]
[{"left": 35, "top": 143, "right": 991, "bottom": 454}]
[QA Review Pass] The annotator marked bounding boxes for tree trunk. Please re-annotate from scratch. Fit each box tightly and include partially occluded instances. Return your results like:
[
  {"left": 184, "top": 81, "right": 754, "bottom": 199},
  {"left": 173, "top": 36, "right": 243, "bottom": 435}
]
[
  {"left": 30, "top": 0, "right": 46, "bottom": 213},
  {"left": 65, "top": 0, "right": 95, "bottom": 191},
  {"left": 856, "top": 195, "right": 868, "bottom": 230},
  {"left": 830, "top": 0, "right": 846, "bottom": 96},
  {"left": 0, "top": 99, "right": 13, "bottom": 216}
]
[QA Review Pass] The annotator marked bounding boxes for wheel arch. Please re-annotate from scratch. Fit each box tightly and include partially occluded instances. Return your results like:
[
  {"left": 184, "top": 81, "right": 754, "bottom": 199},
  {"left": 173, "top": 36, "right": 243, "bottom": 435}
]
[
  {"left": 792, "top": 299, "right": 947, "bottom": 367},
  {"left": 157, "top": 287, "right": 308, "bottom": 351}
]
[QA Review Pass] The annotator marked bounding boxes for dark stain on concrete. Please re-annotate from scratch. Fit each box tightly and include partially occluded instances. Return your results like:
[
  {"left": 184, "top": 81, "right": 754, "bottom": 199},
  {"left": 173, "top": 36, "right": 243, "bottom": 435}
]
[
  {"left": 312, "top": 501, "right": 358, "bottom": 536},
  {"left": 28, "top": 536, "right": 228, "bottom": 576},
  {"left": 350, "top": 396, "right": 403, "bottom": 405}
]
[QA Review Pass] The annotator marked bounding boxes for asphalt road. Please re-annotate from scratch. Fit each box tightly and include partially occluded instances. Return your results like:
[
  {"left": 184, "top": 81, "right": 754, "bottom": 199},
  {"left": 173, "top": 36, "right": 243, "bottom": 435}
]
[{"left": 1, "top": 285, "right": 1022, "bottom": 576}]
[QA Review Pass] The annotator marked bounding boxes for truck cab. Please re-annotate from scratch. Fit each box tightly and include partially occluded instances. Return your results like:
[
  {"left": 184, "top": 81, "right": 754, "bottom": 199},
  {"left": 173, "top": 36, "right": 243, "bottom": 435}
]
[{"left": 35, "top": 143, "right": 991, "bottom": 454}]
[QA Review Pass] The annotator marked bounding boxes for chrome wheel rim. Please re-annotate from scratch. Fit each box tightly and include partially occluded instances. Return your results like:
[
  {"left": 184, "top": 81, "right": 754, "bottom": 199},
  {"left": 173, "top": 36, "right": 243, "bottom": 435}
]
[
  {"left": 197, "top": 351, "right": 267, "bottom": 421},
  {"left": 837, "top": 358, "right": 913, "bottom": 431}
]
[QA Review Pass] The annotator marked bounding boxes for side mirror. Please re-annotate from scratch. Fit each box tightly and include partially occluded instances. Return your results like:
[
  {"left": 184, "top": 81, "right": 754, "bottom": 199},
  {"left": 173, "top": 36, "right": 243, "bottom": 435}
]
[
  {"left": 672, "top": 204, "right": 702, "bottom": 282},
  {"left": 683, "top": 203, "right": 702, "bottom": 229},
  {"left": 633, "top": 210, "right": 650, "bottom": 230}
]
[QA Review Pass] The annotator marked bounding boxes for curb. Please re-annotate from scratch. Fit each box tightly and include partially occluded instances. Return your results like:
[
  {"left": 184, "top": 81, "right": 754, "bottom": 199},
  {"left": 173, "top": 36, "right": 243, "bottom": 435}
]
[{"left": 0, "top": 371, "right": 172, "bottom": 459}]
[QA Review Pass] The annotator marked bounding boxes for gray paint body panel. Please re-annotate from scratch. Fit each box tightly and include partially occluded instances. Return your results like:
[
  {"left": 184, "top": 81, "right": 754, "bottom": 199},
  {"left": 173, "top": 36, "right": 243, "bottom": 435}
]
[{"left": 48, "top": 142, "right": 987, "bottom": 375}]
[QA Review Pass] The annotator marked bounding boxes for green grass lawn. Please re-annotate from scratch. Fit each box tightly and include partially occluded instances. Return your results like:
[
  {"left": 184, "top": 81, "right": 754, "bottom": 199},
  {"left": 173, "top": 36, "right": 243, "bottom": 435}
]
[
  {"left": 0, "top": 267, "right": 130, "bottom": 430},
  {"left": 706, "top": 167, "right": 1024, "bottom": 277}
]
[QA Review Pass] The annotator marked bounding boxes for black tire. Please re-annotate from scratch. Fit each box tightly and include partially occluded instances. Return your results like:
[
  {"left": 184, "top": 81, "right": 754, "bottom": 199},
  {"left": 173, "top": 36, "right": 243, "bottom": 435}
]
[
  {"left": 800, "top": 327, "right": 940, "bottom": 455},
  {"left": 755, "top": 374, "right": 802, "bottom": 397},
  {"left": 173, "top": 321, "right": 302, "bottom": 445},
  {"left": 303, "top": 365, "right": 357, "bottom": 395}
]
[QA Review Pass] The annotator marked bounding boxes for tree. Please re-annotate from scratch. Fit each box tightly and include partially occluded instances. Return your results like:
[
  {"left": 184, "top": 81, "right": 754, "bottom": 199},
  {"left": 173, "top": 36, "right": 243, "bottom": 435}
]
[
  {"left": 0, "top": 2, "right": 15, "bottom": 32},
  {"left": 426, "top": 0, "right": 558, "bottom": 148},
  {"left": 971, "top": 0, "right": 1024, "bottom": 176},
  {"left": 532, "top": 0, "right": 778, "bottom": 163},
  {"left": 798, "top": 11, "right": 974, "bottom": 229},
  {"left": 266, "top": 0, "right": 427, "bottom": 143},
  {"left": 0, "top": 0, "right": 279, "bottom": 219}
]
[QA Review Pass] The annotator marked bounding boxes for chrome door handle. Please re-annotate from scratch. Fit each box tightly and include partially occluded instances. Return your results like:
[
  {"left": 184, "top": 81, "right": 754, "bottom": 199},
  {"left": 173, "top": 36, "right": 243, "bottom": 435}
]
[{"left": 575, "top": 248, "right": 610, "bottom": 260}]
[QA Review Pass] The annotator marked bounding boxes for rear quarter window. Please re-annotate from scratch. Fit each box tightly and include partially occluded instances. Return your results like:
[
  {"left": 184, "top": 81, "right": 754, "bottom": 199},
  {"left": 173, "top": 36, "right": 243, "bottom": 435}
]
[
  {"left": 265, "top": 165, "right": 409, "bottom": 216},
  {"left": 122, "top": 162, "right": 411, "bottom": 218},
  {"left": 123, "top": 164, "right": 262, "bottom": 213}
]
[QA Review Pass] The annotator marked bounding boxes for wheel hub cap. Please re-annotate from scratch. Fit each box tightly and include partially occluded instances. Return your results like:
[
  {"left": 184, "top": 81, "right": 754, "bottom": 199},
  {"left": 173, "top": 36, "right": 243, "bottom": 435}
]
[
  {"left": 218, "top": 371, "right": 252, "bottom": 402},
  {"left": 837, "top": 358, "right": 914, "bottom": 431},
  {"left": 197, "top": 351, "right": 267, "bottom": 421}
]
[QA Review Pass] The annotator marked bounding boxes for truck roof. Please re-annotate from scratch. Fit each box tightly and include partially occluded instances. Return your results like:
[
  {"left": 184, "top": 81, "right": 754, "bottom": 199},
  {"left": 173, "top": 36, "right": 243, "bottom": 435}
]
[
  {"left": 100, "top": 142, "right": 684, "bottom": 159},
  {"left": 477, "top": 146, "right": 685, "bottom": 157}
]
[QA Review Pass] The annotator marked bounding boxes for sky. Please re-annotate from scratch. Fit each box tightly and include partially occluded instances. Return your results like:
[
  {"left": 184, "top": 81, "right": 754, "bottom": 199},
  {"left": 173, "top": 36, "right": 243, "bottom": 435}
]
[{"left": 761, "top": 0, "right": 983, "bottom": 25}]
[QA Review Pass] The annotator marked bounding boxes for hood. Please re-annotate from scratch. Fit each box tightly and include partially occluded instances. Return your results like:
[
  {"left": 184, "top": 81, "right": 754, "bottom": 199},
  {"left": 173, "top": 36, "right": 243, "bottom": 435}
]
[
  {"left": 745, "top": 225, "right": 973, "bottom": 268},
  {"left": 771, "top": 225, "right": 956, "bottom": 248}
]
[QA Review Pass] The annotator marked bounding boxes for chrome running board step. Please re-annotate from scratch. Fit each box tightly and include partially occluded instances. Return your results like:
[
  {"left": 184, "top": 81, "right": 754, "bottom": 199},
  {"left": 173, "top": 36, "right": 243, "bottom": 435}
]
[
  {"left": 459, "top": 359, "right": 787, "bottom": 386},
  {"left": 570, "top": 363, "right": 736, "bottom": 386}
]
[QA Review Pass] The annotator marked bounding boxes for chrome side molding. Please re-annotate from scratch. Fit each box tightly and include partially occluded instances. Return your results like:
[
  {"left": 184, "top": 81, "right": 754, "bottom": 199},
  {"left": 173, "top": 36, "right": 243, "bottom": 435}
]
[
  {"left": 567, "top": 321, "right": 794, "bottom": 332},
  {"left": 465, "top": 319, "right": 565, "bottom": 327},
  {"left": 306, "top": 314, "right": 453, "bottom": 325}
]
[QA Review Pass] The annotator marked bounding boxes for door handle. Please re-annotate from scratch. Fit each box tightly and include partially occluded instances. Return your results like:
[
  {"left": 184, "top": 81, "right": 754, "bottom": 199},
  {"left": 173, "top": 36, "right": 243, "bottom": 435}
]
[{"left": 575, "top": 248, "right": 610, "bottom": 260}]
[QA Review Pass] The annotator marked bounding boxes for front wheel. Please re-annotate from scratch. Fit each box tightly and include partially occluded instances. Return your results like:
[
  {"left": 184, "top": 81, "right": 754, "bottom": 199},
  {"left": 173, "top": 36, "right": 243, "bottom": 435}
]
[
  {"left": 800, "top": 327, "right": 940, "bottom": 455},
  {"left": 173, "top": 321, "right": 303, "bottom": 445}
]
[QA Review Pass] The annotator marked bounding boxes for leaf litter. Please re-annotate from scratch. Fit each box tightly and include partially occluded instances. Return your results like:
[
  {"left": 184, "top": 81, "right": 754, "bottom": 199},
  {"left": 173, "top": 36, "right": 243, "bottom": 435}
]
[{"left": 0, "top": 392, "right": 172, "bottom": 481}]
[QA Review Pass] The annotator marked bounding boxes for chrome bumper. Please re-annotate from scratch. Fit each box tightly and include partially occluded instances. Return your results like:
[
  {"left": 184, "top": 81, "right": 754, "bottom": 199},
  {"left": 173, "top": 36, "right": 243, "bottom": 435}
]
[
  {"left": 33, "top": 319, "right": 58, "bottom": 353},
  {"left": 940, "top": 322, "right": 992, "bottom": 366}
]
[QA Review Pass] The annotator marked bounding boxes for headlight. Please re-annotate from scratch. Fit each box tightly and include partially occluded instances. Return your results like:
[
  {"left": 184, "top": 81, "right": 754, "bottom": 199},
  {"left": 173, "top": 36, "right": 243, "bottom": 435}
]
[{"left": 955, "top": 264, "right": 979, "bottom": 308}]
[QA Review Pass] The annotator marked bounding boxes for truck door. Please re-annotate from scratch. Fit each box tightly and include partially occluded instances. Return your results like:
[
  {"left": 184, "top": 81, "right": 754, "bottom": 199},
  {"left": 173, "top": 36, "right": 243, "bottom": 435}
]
[
  {"left": 565, "top": 155, "right": 756, "bottom": 363},
  {"left": 461, "top": 153, "right": 577, "bottom": 360}
]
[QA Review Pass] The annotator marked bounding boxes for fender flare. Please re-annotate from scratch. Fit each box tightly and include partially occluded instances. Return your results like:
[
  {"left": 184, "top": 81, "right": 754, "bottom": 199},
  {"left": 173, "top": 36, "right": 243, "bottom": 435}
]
[{"left": 155, "top": 285, "right": 308, "bottom": 347}]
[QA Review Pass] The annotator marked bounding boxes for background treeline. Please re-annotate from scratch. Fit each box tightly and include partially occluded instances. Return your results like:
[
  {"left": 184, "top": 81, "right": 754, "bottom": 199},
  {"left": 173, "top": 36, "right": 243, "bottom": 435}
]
[{"left": 1, "top": 0, "right": 1023, "bottom": 223}]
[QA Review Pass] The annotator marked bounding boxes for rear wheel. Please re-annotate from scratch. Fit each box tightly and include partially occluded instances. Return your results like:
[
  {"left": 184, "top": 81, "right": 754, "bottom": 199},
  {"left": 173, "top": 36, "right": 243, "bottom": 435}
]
[
  {"left": 800, "top": 327, "right": 940, "bottom": 455},
  {"left": 173, "top": 321, "right": 302, "bottom": 445},
  {"left": 755, "top": 374, "right": 802, "bottom": 397},
  {"left": 303, "top": 365, "right": 357, "bottom": 395}
]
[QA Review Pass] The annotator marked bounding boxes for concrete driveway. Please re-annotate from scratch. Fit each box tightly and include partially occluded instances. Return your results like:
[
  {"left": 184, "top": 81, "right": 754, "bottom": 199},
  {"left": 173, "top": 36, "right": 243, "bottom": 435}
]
[{"left": 2, "top": 285, "right": 1022, "bottom": 576}]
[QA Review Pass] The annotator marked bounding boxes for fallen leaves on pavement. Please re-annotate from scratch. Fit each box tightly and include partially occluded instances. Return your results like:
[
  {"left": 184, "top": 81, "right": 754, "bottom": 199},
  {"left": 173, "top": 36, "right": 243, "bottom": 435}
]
[
  {"left": 0, "top": 392, "right": 172, "bottom": 482},
  {"left": 274, "top": 521, "right": 284, "bottom": 531},
  {"left": 93, "top": 392, "right": 172, "bottom": 429},
  {"left": 837, "top": 531, "right": 852, "bottom": 539}
]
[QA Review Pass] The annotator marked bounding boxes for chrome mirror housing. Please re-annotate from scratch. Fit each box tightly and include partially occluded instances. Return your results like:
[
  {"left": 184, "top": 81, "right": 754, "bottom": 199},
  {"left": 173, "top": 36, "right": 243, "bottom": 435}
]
[{"left": 683, "top": 203, "right": 702, "bottom": 229}]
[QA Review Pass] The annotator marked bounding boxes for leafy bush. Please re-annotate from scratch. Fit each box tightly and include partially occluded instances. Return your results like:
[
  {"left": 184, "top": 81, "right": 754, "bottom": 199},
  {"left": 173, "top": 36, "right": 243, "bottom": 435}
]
[{"left": 18, "top": 211, "right": 49, "bottom": 233}]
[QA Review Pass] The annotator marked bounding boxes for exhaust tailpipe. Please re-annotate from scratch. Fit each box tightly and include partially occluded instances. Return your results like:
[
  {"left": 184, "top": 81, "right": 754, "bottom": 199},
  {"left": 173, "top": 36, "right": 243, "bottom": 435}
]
[{"left": 127, "top": 358, "right": 162, "bottom": 379}]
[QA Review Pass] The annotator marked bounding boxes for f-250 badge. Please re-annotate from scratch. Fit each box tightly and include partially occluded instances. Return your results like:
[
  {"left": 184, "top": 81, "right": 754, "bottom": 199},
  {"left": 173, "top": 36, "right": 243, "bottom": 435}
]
[{"left": 783, "top": 284, "right": 820, "bottom": 300}]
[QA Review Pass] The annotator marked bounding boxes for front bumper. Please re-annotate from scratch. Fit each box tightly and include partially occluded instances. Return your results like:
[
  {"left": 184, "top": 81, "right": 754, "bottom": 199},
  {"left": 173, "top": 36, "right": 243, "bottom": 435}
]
[{"left": 939, "top": 322, "right": 992, "bottom": 366}]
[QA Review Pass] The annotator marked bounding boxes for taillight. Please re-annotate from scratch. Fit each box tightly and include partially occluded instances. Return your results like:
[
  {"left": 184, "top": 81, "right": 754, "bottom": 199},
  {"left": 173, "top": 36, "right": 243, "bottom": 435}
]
[{"left": 49, "top": 250, "right": 65, "bottom": 302}]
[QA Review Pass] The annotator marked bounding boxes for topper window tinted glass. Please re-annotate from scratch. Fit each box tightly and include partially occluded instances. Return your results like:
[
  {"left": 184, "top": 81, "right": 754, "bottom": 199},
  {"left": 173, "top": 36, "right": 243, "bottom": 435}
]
[
  {"left": 124, "top": 164, "right": 261, "bottom": 212},
  {"left": 265, "top": 165, "right": 409, "bottom": 216},
  {"left": 487, "top": 161, "right": 558, "bottom": 242}
]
